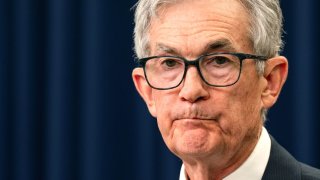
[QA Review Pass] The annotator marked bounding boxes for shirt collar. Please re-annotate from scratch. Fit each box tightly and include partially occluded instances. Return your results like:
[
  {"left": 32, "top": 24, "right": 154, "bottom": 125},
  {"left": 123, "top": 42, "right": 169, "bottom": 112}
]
[{"left": 179, "top": 127, "right": 271, "bottom": 180}]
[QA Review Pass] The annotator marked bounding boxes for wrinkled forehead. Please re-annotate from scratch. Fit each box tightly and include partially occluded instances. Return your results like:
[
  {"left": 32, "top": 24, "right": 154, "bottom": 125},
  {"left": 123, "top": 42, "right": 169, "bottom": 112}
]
[{"left": 148, "top": 0, "right": 252, "bottom": 56}]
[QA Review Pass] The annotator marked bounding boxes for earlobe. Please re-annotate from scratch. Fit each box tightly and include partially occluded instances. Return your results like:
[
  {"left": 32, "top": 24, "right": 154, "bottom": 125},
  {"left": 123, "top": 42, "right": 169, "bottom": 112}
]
[
  {"left": 132, "top": 68, "right": 157, "bottom": 117},
  {"left": 261, "top": 56, "right": 288, "bottom": 108}
]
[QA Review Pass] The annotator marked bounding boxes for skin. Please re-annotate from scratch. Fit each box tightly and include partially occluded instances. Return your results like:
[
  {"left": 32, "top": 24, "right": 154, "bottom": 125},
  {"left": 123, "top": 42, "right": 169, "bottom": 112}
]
[{"left": 132, "top": 0, "right": 288, "bottom": 179}]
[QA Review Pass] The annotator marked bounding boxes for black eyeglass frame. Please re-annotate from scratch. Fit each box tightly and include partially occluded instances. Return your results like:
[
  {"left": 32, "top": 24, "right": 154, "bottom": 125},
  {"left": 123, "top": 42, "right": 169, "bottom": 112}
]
[{"left": 138, "top": 52, "right": 268, "bottom": 90}]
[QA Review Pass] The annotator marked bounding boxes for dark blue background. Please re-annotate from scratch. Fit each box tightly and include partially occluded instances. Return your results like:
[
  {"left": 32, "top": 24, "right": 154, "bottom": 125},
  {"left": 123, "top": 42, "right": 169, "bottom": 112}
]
[{"left": 0, "top": 0, "right": 319, "bottom": 179}]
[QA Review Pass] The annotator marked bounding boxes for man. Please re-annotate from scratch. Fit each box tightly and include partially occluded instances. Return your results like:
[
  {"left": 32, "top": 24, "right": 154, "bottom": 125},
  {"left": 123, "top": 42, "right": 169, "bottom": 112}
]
[{"left": 132, "top": 0, "right": 320, "bottom": 179}]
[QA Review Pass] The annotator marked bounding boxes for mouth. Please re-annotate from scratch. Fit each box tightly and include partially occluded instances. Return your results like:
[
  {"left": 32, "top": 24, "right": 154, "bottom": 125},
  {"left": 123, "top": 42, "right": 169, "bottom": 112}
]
[
  {"left": 174, "top": 117, "right": 218, "bottom": 122},
  {"left": 172, "top": 107, "right": 220, "bottom": 122}
]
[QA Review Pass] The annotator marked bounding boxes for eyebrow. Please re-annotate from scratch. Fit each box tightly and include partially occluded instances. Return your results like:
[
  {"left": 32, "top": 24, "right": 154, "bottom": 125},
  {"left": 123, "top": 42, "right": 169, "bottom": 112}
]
[
  {"left": 155, "top": 43, "right": 179, "bottom": 55},
  {"left": 204, "top": 39, "right": 237, "bottom": 53},
  {"left": 154, "top": 38, "right": 237, "bottom": 56}
]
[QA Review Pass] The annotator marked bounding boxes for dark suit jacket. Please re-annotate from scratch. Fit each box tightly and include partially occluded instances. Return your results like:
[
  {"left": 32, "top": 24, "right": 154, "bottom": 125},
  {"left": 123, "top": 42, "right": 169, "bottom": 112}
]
[{"left": 262, "top": 136, "right": 320, "bottom": 180}]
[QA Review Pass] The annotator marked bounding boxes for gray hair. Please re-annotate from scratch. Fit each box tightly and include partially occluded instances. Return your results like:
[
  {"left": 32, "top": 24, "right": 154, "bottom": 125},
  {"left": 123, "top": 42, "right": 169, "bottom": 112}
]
[{"left": 133, "top": 0, "right": 284, "bottom": 122}]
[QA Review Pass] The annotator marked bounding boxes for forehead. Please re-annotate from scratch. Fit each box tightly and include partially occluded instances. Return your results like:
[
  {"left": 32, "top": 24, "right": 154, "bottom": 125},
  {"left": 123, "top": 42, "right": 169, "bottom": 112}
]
[{"left": 148, "top": 0, "right": 252, "bottom": 56}]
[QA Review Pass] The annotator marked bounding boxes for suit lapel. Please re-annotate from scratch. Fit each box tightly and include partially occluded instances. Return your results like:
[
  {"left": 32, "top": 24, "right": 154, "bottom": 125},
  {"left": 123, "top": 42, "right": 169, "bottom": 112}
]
[{"left": 262, "top": 135, "right": 302, "bottom": 180}]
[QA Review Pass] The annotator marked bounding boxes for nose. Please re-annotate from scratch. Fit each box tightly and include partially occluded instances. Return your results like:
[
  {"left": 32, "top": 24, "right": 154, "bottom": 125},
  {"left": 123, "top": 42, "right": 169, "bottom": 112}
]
[{"left": 179, "top": 66, "right": 210, "bottom": 103}]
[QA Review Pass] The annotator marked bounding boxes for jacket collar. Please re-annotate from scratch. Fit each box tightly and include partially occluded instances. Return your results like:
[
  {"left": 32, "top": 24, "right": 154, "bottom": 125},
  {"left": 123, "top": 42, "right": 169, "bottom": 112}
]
[{"left": 262, "top": 135, "right": 301, "bottom": 180}]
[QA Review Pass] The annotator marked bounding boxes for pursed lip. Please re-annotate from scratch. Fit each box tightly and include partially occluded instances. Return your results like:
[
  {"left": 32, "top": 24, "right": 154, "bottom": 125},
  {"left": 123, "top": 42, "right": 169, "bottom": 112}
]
[
  {"left": 172, "top": 108, "right": 220, "bottom": 122},
  {"left": 174, "top": 117, "right": 217, "bottom": 121}
]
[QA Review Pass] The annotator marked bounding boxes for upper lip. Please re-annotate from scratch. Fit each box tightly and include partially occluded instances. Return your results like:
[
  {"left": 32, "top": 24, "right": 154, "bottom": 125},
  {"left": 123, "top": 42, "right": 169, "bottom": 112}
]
[{"left": 173, "top": 105, "right": 219, "bottom": 121}]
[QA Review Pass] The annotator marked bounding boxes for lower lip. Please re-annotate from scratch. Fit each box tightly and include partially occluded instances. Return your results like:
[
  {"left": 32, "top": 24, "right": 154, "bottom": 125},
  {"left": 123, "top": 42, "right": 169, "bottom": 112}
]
[{"left": 176, "top": 118, "right": 215, "bottom": 127}]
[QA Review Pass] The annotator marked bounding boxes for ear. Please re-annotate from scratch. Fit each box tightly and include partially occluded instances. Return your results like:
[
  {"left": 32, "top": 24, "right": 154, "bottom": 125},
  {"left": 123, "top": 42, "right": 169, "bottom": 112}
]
[
  {"left": 132, "top": 68, "right": 157, "bottom": 117},
  {"left": 261, "top": 56, "right": 288, "bottom": 108}
]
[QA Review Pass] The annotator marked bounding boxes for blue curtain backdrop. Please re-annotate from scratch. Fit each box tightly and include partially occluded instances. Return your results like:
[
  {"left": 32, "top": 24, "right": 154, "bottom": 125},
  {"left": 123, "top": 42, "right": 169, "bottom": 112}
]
[{"left": 0, "top": 0, "right": 319, "bottom": 179}]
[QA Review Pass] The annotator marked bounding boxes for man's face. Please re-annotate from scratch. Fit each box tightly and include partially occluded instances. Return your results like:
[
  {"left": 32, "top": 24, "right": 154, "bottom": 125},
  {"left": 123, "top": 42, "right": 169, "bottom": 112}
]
[{"left": 133, "top": 0, "right": 279, "bottom": 164}]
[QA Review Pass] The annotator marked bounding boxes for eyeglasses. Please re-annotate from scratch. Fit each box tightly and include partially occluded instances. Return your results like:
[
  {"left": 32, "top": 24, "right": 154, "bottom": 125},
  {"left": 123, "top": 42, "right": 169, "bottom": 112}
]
[{"left": 138, "top": 52, "right": 268, "bottom": 90}]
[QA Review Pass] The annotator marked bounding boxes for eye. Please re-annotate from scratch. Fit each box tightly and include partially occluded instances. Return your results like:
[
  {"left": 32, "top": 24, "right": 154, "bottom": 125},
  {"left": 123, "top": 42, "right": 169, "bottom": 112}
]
[
  {"left": 161, "top": 59, "right": 179, "bottom": 67},
  {"left": 205, "top": 56, "right": 231, "bottom": 66},
  {"left": 212, "top": 56, "right": 229, "bottom": 65}
]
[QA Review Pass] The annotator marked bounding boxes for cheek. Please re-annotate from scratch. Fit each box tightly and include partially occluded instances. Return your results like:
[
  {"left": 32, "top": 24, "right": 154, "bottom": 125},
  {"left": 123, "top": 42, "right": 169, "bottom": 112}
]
[
  {"left": 231, "top": 66, "right": 262, "bottom": 112},
  {"left": 218, "top": 81, "right": 261, "bottom": 135},
  {"left": 153, "top": 91, "right": 176, "bottom": 137},
  {"left": 216, "top": 94, "right": 261, "bottom": 152}
]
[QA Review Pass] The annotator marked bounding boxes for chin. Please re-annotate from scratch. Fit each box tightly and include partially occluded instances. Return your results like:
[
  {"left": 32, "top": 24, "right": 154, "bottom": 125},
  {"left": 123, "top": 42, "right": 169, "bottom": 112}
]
[{"left": 171, "top": 128, "right": 221, "bottom": 157}]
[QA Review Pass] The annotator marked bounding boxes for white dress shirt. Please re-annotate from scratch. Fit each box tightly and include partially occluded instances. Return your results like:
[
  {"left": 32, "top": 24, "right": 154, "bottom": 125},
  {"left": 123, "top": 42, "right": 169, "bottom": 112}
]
[{"left": 179, "top": 127, "right": 271, "bottom": 180}]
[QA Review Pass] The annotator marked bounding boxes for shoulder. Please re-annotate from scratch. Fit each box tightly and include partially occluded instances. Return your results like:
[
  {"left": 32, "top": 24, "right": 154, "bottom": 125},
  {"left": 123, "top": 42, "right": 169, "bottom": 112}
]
[
  {"left": 262, "top": 135, "right": 320, "bottom": 180},
  {"left": 300, "top": 163, "right": 320, "bottom": 180}
]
